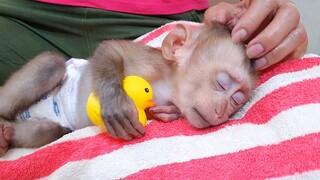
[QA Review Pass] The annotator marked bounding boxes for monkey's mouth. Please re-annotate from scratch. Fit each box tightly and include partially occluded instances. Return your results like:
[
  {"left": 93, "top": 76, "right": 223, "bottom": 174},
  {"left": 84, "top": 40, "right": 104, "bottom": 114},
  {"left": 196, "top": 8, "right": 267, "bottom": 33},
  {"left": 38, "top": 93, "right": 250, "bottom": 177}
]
[
  {"left": 192, "top": 107, "right": 211, "bottom": 127},
  {"left": 192, "top": 107, "right": 227, "bottom": 127}
]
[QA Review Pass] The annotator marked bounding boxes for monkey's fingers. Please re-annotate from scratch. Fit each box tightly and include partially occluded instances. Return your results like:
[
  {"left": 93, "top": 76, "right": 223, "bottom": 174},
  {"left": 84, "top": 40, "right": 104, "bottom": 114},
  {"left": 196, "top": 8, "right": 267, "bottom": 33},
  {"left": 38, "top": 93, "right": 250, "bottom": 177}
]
[
  {"left": 119, "top": 117, "right": 144, "bottom": 138},
  {"left": 150, "top": 113, "right": 181, "bottom": 122},
  {"left": 149, "top": 105, "right": 182, "bottom": 122},
  {"left": 0, "top": 124, "right": 13, "bottom": 156},
  {"left": 0, "top": 145, "right": 8, "bottom": 157},
  {"left": 112, "top": 120, "right": 133, "bottom": 141},
  {"left": 103, "top": 120, "right": 119, "bottom": 139},
  {"left": 149, "top": 105, "right": 181, "bottom": 114},
  {"left": 105, "top": 120, "right": 132, "bottom": 140}
]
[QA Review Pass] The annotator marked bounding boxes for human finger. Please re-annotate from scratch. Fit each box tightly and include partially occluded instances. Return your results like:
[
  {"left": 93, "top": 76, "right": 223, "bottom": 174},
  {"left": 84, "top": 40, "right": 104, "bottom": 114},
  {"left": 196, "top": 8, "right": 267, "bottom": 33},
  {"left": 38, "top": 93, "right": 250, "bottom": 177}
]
[
  {"left": 253, "top": 23, "right": 307, "bottom": 70},
  {"left": 285, "top": 36, "right": 308, "bottom": 60},
  {"left": 246, "top": 2, "right": 300, "bottom": 59},
  {"left": 204, "top": 2, "right": 239, "bottom": 25},
  {"left": 232, "top": 0, "right": 278, "bottom": 43}
]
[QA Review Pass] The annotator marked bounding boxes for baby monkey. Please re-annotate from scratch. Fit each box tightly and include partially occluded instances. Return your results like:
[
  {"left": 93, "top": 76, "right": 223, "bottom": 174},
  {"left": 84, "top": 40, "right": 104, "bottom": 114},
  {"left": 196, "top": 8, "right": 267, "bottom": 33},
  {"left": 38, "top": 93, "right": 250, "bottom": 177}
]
[{"left": 0, "top": 22, "right": 257, "bottom": 156}]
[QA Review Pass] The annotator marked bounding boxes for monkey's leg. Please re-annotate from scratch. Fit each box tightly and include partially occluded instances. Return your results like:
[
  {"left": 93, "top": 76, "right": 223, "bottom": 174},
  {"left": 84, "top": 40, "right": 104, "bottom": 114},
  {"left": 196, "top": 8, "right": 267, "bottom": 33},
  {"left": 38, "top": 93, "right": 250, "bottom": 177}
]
[
  {"left": 0, "top": 52, "right": 66, "bottom": 120},
  {"left": 10, "top": 120, "right": 71, "bottom": 149}
]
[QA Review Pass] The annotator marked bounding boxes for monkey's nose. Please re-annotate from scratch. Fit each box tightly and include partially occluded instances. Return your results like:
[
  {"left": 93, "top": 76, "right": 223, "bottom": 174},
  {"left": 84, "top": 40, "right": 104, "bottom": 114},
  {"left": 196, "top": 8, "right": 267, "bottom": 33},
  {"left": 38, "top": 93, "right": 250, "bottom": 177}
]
[{"left": 215, "top": 101, "right": 227, "bottom": 118}]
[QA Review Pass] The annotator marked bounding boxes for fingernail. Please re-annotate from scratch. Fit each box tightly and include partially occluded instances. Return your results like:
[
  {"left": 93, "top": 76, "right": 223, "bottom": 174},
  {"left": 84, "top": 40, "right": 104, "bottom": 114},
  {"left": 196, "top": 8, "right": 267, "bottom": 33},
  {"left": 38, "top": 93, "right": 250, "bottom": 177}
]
[
  {"left": 232, "top": 29, "right": 247, "bottom": 43},
  {"left": 254, "top": 57, "right": 267, "bottom": 70},
  {"left": 149, "top": 107, "right": 156, "bottom": 112},
  {"left": 247, "top": 44, "right": 264, "bottom": 59}
]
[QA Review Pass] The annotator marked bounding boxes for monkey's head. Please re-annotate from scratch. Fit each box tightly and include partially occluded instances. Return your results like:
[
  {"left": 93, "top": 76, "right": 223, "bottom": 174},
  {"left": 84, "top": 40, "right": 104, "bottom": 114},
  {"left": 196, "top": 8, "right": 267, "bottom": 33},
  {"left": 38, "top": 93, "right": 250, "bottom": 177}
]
[{"left": 162, "top": 22, "right": 257, "bottom": 128}]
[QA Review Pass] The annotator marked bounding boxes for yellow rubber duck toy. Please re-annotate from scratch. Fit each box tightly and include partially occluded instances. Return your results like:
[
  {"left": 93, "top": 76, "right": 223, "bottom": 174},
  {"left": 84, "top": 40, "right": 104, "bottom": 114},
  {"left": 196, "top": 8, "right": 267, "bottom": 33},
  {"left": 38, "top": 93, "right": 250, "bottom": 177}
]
[{"left": 86, "top": 76, "right": 156, "bottom": 127}]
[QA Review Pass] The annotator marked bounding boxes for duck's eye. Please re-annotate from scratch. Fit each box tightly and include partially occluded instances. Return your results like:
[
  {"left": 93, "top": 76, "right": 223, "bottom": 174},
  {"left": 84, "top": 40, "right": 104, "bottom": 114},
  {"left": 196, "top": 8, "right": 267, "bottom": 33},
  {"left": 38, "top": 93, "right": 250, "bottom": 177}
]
[{"left": 145, "top": 88, "right": 149, "bottom": 93}]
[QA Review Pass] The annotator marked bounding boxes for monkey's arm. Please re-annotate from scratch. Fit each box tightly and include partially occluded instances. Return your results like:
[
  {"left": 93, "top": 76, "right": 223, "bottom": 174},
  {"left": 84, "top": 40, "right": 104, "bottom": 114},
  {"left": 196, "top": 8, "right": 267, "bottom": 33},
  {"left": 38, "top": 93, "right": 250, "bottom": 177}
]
[{"left": 89, "top": 40, "right": 153, "bottom": 140}]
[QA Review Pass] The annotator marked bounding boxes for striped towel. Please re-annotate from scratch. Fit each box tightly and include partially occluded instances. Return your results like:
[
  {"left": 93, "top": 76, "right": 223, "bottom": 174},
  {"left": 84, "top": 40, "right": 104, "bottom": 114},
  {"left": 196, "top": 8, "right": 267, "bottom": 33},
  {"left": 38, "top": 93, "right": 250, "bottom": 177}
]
[{"left": 1, "top": 21, "right": 320, "bottom": 179}]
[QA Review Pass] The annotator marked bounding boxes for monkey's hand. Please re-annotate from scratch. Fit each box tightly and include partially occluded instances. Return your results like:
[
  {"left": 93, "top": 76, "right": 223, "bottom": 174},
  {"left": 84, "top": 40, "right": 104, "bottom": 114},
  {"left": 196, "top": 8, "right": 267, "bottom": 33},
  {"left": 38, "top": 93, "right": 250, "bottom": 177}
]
[
  {"left": 148, "top": 105, "right": 182, "bottom": 122},
  {"left": 100, "top": 91, "right": 145, "bottom": 141}
]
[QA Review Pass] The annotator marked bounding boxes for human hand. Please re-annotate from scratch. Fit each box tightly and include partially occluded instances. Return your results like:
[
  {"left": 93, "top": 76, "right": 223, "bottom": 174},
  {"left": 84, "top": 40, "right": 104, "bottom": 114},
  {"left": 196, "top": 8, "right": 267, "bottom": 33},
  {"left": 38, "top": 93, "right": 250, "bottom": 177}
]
[{"left": 204, "top": 0, "right": 308, "bottom": 70}]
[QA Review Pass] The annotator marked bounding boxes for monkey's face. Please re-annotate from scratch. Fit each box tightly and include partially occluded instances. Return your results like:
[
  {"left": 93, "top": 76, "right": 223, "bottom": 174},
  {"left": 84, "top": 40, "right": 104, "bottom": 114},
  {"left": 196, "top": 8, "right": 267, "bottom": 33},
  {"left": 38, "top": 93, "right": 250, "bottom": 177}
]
[{"left": 172, "top": 39, "right": 256, "bottom": 128}]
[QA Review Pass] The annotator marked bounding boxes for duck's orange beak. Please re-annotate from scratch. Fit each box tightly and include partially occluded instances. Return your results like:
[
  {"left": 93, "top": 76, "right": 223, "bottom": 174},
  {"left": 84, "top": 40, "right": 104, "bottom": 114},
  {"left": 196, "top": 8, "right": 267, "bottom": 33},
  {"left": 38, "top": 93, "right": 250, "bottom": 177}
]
[{"left": 145, "top": 99, "right": 156, "bottom": 108}]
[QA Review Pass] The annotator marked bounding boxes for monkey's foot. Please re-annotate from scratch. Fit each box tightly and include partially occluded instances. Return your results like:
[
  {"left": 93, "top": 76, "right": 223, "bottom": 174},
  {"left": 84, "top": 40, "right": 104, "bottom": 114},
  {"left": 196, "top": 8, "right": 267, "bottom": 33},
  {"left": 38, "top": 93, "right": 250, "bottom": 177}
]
[{"left": 0, "top": 123, "right": 13, "bottom": 157}]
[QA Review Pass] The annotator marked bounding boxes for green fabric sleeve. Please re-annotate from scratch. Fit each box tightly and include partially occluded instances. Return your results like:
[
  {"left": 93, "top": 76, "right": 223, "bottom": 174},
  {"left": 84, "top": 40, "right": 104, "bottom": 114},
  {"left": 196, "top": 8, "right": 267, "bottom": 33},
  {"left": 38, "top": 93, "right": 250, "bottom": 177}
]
[{"left": 0, "top": 0, "right": 204, "bottom": 85}]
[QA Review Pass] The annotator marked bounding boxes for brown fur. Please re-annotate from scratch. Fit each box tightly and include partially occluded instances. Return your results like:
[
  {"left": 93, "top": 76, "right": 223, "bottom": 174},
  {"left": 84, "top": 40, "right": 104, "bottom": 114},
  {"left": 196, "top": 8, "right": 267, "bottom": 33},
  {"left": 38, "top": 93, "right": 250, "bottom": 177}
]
[
  {"left": 0, "top": 52, "right": 66, "bottom": 120},
  {"left": 0, "top": 22, "right": 257, "bottom": 156}
]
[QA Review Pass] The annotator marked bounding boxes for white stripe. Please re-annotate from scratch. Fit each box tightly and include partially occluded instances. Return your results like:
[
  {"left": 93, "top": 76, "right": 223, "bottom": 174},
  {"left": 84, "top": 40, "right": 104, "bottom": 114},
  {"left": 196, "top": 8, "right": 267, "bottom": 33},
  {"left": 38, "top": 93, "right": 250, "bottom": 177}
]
[
  {"left": 44, "top": 104, "right": 320, "bottom": 179},
  {"left": 135, "top": 21, "right": 202, "bottom": 48},
  {"left": 145, "top": 32, "right": 169, "bottom": 48},
  {"left": 0, "top": 126, "right": 103, "bottom": 161},
  {"left": 272, "top": 170, "right": 320, "bottom": 179},
  {"left": 51, "top": 126, "right": 103, "bottom": 144},
  {"left": 302, "top": 53, "right": 320, "bottom": 58},
  {"left": 231, "top": 63, "right": 320, "bottom": 120}
]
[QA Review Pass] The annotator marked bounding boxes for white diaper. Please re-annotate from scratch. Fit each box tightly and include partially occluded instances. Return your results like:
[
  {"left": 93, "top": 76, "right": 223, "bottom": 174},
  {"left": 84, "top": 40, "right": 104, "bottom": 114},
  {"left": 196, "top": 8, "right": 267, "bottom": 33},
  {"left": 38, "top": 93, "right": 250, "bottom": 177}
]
[{"left": 16, "top": 58, "right": 88, "bottom": 131}]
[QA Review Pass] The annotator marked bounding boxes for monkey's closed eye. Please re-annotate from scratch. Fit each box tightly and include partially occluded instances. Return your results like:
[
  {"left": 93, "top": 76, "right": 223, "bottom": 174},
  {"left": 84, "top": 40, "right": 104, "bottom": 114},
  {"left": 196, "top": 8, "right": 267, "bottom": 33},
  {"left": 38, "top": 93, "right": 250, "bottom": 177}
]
[
  {"left": 217, "top": 81, "right": 226, "bottom": 91},
  {"left": 231, "top": 91, "right": 245, "bottom": 106},
  {"left": 216, "top": 72, "right": 231, "bottom": 91}
]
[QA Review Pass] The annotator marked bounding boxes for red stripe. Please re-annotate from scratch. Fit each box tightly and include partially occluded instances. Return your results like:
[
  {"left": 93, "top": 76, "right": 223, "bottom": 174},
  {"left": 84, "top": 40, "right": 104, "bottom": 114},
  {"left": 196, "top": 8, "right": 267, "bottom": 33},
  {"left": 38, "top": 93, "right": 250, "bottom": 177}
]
[
  {"left": 138, "top": 23, "right": 200, "bottom": 45},
  {"left": 125, "top": 133, "right": 320, "bottom": 179},
  {"left": 2, "top": 77, "right": 320, "bottom": 179},
  {"left": 237, "top": 78, "right": 320, "bottom": 124},
  {"left": 0, "top": 120, "right": 218, "bottom": 179},
  {"left": 138, "top": 24, "right": 176, "bottom": 44},
  {"left": 257, "top": 58, "right": 320, "bottom": 85}
]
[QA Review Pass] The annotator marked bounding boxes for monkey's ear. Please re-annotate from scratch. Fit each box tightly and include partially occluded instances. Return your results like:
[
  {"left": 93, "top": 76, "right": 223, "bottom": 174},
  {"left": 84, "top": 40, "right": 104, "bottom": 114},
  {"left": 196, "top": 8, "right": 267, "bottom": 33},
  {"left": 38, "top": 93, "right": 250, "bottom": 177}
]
[{"left": 161, "top": 24, "right": 190, "bottom": 61}]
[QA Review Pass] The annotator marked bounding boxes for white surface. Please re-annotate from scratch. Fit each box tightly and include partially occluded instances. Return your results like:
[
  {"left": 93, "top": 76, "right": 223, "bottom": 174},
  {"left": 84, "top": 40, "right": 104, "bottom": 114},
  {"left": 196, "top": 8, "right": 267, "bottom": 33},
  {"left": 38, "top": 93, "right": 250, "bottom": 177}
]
[{"left": 292, "top": 0, "right": 320, "bottom": 54}]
